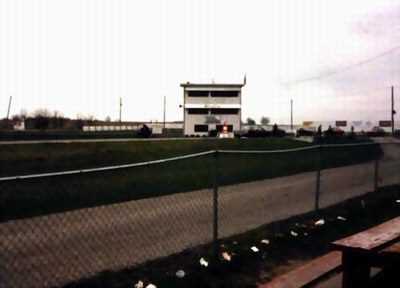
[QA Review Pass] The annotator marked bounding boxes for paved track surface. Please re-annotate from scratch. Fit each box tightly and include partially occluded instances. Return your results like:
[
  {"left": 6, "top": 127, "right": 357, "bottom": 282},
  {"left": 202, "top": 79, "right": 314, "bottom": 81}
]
[{"left": 0, "top": 144, "right": 399, "bottom": 288}]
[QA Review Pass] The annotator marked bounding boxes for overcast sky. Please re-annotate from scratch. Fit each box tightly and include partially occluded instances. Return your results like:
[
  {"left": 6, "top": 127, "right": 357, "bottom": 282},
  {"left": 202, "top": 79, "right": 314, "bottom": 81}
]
[{"left": 0, "top": 0, "right": 399, "bottom": 123}]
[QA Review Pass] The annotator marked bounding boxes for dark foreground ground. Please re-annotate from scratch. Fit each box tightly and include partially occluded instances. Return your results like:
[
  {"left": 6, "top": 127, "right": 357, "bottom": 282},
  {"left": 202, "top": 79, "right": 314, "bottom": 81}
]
[{"left": 62, "top": 185, "right": 400, "bottom": 288}]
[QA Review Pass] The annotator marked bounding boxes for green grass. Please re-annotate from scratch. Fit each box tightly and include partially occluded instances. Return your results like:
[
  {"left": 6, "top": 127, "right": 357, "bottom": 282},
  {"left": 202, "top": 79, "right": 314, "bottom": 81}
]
[
  {"left": 0, "top": 138, "right": 381, "bottom": 221},
  {"left": 0, "top": 138, "right": 308, "bottom": 177}
]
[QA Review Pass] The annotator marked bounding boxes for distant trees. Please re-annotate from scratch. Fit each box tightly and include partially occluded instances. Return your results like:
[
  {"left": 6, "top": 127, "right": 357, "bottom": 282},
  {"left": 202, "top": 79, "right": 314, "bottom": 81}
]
[
  {"left": 32, "top": 109, "right": 51, "bottom": 130},
  {"left": 260, "top": 117, "right": 270, "bottom": 125},
  {"left": 246, "top": 117, "right": 256, "bottom": 125}
]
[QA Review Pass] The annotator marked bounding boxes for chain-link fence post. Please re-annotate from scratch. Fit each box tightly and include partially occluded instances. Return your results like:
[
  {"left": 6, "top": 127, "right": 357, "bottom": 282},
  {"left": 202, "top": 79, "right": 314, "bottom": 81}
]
[
  {"left": 315, "top": 145, "right": 322, "bottom": 212},
  {"left": 212, "top": 150, "right": 219, "bottom": 262}
]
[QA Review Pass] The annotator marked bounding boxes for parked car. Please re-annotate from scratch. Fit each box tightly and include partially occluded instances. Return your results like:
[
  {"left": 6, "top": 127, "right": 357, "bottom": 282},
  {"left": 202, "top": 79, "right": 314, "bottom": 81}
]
[
  {"left": 137, "top": 124, "right": 152, "bottom": 138},
  {"left": 296, "top": 128, "right": 315, "bottom": 137},
  {"left": 366, "top": 127, "right": 385, "bottom": 137},
  {"left": 244, "top": 129, "right": 272, "bottom": 138},
  {"left": 323, "top": 127, "right": 344, "bottom": 137}
]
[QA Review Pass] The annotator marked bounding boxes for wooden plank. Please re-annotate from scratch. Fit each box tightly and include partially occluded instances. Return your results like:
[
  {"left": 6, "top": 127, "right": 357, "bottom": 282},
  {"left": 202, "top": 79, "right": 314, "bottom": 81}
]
[
  {"left": 332, "top": 217, "right": 400, "bottom": 251},
  {"left": 373, "top": 241, "right": 400, "bottom": 265},
  {"left": 259, "top": 251, "right": 341, "bottom": 288},
  {"left": 381, "top": 241, "right": 400, "bottom": 254}
]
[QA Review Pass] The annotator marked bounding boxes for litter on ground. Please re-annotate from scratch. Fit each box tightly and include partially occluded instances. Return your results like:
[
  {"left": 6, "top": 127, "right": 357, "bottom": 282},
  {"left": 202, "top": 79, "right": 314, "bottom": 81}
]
[
  {"left": 261, "top": 239, "right": 270, "bottom": 245},
  {"left": 176, "top": 270, "right": 185, "bottom": 278},
  {"left": 250, "top": 246, "right": 259, "bottom": 253},
  {"left": 199, "top": 257, "right": 209, "bottom": 267},
  {"left": 134, "top": 281, "right": 144, "bottom": 288},
  {"left": 222, "top": 252, "right": 232, "bottom": 261}
]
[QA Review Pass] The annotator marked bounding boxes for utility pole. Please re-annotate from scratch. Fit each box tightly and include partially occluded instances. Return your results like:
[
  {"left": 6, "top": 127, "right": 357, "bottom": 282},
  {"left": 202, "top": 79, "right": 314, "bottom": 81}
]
[
  {"left": 290, "top": 99, "right": 293, "bottom": 131},
  {"left": 163, "top": 95, "right": 166, "bottom": 129},
  {"left": 6, "top": 96, "right": 12, "bottom": 119},
  {"left": 391, "top": 86, "right": 396, "bottom": 136},
  {"left": 119, "top": 97, "right": 122, "bottom": 123}
]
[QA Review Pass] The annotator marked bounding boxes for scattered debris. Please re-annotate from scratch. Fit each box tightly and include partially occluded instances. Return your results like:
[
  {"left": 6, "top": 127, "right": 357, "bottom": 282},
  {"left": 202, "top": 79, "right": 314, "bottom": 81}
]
[
  {"left": 290, "top": 231, "right": 299, "bottom": 237},
  {"left": 337, "top": 216, "right": 347, "bottom": 221},
  {"left": 134, "top": 281, "right": 144, "bottom": 288},
  {"left": 261, "top": 239, "right": 270, "bottom": 245},
  {"left": 199, "top": 257, "right": 209, "bottom": 267},
  {"left": 145, "top": 284, "right": 157, "bottom": 288},
  {"left": 250, "top": 246, "right": 259, "bottom": 253},
  {"left": 315, "top": 219, "right": 325, "bottom": 226},
  {"left": 222, "top": 251, "right": 232, "bottom": 261},
  {"left": 396, "top": 200, "right": 400, "bottom": 204},
  {"left": 176, "top": 270, "right": 185, "bottom": 278}
]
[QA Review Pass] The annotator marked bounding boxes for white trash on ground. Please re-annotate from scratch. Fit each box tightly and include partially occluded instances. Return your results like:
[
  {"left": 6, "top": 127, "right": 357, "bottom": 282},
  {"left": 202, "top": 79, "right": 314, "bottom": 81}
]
[
  {"left": 315, "top": 219, "right": 325, "bottom": 226},
  {"left": 134, "top": 281, "right": 144, "bottom": 288},
  {"left": 222, "top": 252, "right": 232, "bottom": 261},
  {"left": 290, "top": 231, "right": 299, "bottom": 237},
  {"left": 146, "top": 284, "right": 157, "bottom": 288},
  {"left": 176, "top": 270, "right": 185, "bottom": 278},
  {"left": 250, "top": 246, "right": 259, "bottom": 253},
  {"left": 261, "top": 239, "right": 270, "bottom": 245},
  {"left": 199, "top": 257, "right": 209, "bottom": 267},
  {"left": 337, "top": 216, "right": 347, "bottom": 221}
]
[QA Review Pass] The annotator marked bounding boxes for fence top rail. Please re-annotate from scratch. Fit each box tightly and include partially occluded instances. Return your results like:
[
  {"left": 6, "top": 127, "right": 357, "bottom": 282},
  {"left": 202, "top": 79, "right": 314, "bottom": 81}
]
[
  {"left": 219, "top": 145, "right": 321, "bottom": 154},
  {"left": 0, "top": 141, "right": 382, "bottom": 182},
  {"left": 0, "top": 150, "right": 216, "bottom": 182},
  {"left": 322, "top": 142, "right": 379, "bottom": 148}
]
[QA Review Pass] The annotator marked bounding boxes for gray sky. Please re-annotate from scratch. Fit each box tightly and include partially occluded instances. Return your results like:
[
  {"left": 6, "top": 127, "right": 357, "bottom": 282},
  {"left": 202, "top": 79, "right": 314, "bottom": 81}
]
[{"left": 0, "top": 0, "right": 399, "bottom": 123}]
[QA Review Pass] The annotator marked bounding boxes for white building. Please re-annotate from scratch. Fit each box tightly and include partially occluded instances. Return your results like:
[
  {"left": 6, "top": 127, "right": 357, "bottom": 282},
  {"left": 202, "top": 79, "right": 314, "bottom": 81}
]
[{"left": 181, "top": 82, "right": 245, "bottom": 136}]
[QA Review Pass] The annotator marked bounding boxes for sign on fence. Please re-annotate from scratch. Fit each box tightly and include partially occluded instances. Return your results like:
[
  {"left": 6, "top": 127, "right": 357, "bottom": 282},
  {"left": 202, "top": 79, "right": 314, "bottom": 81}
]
[{"left": 379, "top": 120, "right": 392, "bottom": 127}]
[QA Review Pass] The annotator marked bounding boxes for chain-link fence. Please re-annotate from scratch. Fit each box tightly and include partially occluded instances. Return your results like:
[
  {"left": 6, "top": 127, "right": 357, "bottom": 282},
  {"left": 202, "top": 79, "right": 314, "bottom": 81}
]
[{"left": 0, "top": 141, "right": 399, "bottom": 288}]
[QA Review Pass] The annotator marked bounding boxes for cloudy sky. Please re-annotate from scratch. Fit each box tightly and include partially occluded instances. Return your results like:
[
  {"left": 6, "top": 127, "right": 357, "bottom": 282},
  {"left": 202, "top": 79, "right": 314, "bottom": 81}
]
[{"left": 0, "top": 0, "right": 399, "bottom": 123}]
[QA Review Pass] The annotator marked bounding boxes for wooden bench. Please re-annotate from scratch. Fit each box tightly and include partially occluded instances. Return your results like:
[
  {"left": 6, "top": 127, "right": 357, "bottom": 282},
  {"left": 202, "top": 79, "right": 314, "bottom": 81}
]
[
  {"left": 258, "top": 251, "right": 342, "bottom": 288},
  {"left": 331, "top": 216, "right": 400, "bottom": 288}
]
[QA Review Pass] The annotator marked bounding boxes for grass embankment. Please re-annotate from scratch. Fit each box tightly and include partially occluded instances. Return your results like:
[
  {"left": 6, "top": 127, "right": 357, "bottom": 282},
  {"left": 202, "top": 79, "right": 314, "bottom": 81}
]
[
  {"left": 63, "top": 185, "right": 400, "bottom": 288},
  {"left": 0, "top": 138, "right": 381, "bottom": 221},
  {"left": 0, "top": 130, "right": 146, "bottom": 141}
]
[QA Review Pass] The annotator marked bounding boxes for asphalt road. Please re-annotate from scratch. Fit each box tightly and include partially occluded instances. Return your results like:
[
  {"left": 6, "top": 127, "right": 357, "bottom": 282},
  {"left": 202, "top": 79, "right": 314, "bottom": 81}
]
[{"left": 0, "top": 144, "right": 399, "bottom": 288}]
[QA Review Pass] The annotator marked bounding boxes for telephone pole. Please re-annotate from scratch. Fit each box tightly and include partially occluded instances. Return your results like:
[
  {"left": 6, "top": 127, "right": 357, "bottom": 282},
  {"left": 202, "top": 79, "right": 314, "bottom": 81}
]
[
  {"left": 119, "top": 97, "right": 122, "bottom": 123},
  {"left": 163, "top": 95, "right": 166, "bottom": 129},
  {"left": 392, "top": 86, "right": 396, "bottom": 136},
  {"left": 6, "top": 96, "right": 12, "bottom": 119},
  {"left": 290, "top": 99, "right": 293, "bottom": 131}
]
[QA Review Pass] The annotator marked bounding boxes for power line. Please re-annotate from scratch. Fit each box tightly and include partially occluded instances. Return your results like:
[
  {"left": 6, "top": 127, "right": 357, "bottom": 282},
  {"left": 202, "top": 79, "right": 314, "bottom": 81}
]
[{"left": 283, "top": 45, "right": 400, "bottom": 86}]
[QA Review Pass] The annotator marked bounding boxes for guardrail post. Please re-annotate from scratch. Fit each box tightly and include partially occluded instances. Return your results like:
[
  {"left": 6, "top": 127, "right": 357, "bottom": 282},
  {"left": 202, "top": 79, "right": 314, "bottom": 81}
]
[
  {"left": 212, "top": 150, "right": 219, "bottom": 262},
  {"left": 315, "top": 145, "right": 322, "bottom": 212}
]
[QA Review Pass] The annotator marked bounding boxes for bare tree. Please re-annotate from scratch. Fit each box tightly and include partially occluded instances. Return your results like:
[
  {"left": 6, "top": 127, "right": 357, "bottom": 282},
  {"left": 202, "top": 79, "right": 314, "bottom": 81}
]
[
  {"left": 246, "top": 117, "right": 256, "bottom": 125},
  {"left": 260, "top": 116, "right": 270, "bottom": 125}
]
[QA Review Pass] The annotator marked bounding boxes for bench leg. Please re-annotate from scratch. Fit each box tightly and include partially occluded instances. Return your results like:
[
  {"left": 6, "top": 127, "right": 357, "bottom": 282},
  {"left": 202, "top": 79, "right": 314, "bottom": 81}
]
[{"left": 342, "top": 251, "right": 371, "bottom": 288}]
